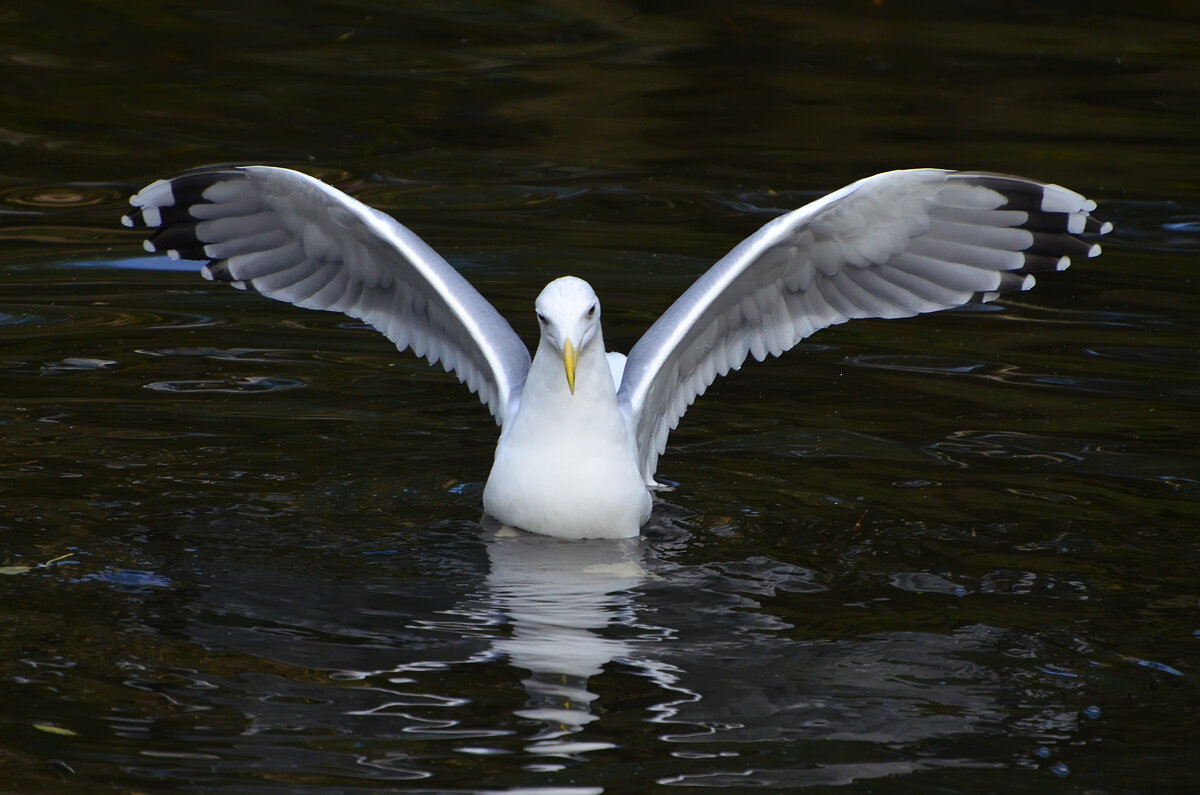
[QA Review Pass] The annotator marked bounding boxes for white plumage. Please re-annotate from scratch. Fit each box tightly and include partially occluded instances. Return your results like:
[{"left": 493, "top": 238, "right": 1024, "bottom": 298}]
[{"left": 124, "top": 166, "right": 1110, "bottom": 538}]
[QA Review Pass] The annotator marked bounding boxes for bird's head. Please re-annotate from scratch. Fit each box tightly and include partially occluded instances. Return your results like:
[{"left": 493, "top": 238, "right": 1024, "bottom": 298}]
[{"left": 535, "top": 276, "right": 601, "bottom": 394}]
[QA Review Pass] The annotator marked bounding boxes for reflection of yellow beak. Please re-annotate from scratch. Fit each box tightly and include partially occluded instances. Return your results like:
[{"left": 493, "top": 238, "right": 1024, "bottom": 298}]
[{"left": 563, "top": 339, "right": 578, "bottom": 394}]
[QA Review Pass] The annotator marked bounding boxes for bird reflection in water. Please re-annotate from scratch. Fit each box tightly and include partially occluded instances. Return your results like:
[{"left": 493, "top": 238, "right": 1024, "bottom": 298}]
[{"left": 481, "top": 521, "right": 651, "bottom": 757}]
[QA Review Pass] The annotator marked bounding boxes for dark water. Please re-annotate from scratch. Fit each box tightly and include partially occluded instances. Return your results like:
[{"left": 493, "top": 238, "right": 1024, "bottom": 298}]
[{"left": 2, "top": 1, "right": 1199, "bottom": 791}]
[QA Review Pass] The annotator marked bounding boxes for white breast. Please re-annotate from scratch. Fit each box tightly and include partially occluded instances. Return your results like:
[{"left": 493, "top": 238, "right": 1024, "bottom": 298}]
[{"left": 482, "top": 343, "right": 650, "bottom": 539}]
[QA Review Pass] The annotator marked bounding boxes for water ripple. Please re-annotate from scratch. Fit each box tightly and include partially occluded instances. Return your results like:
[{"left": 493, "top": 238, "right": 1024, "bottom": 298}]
[
  {"left": 0, "top": 183, "right": 123, "bottom": 213},
  {"left": 1085, "top": 345, "right": 1200, "bottom": 367},
  {"left": 925, "top": 431, "right": 1089, "bottom": 468},
  {"left": 849, "top": 354, "right": 991, "bottom": 374},
  {"left": 87, "top": 568, "right": 172, "bottom": 589},
  {"left": 143, "top": 376, "right": 307, "bottom": 394}
]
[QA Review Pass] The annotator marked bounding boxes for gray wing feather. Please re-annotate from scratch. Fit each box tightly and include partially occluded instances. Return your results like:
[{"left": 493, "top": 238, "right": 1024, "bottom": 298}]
[
  {"left": 125, "top": 166, "right": 531, "bottom": 424},
  {"left": 618, "top": 168, "right": 1110, "bottom": 482}
]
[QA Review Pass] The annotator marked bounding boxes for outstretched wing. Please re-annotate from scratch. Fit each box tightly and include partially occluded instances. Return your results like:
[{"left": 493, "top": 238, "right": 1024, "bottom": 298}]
[
  {"left": 124, "top": 166, "right": 532, "bottom": 424},
  {"left": 618, "top": 169, "right": 1111, "bottom": 482}
]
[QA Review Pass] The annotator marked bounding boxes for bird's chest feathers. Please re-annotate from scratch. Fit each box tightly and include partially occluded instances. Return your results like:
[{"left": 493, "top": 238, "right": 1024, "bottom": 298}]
[
  {"left": 484, "top": 344, "right": 648, "bottom": 538},
  {"left": 496, "top": 345, "right": 637, "bottom": 480},
  {"left": 509, "top": 378, "right": 628, "bottom": 467}
]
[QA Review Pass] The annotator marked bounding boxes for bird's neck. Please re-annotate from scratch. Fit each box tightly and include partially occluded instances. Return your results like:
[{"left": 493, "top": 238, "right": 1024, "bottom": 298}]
[{"left": 523, "top": 333, "right": 618, "bottom": 418}]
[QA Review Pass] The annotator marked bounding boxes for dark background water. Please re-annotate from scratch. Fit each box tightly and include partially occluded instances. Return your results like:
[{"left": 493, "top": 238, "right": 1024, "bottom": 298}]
[{"left": 2, "top": 1, "right": 1199, "bottom": 792}]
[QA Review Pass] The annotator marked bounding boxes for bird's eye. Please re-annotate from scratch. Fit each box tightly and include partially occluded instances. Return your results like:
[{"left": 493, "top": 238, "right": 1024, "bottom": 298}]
[
  {"left": 537, "top": 312, "right": 548, "bottom": 325},
  {"left": 586, "top": 304, "right": 597, "bottom": 318}
]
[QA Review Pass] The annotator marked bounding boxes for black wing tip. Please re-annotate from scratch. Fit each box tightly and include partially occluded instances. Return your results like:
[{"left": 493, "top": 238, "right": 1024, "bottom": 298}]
[
  {"left": 950, "top": 170, "right": 1113, "bottom": 239},
  {"left": 146, "top": 222, "right": 203, "bottom": 253},
  {"left": 203, "top": 260, "right": 235, "bottom": 281},
  {"left": 969, "top": 271, "right": 1036, "bottom": 305},
  {"left": 166, "top": 167, "right": 249, "bottom": 204},
  {"left": 200, "top": 260, "right": 252, "bottom": 292},
  {"left": 952, "top": 172, "right": 1048, "bottom": 208},
  {"left": 953, "top": 171, "right": 1111, "bottom": 287},
  {"left": 943, "top": 172, "right": 1111, "bottom": 302},
  {"left": 1006, "top": 239, "right": 1099, "bottom": 283},
  {"left": 1026, "top": 231, "right": 1100, "bottom": 259},
  {"left": 125, "top": 167, "right": 254, "bottom": 257}
]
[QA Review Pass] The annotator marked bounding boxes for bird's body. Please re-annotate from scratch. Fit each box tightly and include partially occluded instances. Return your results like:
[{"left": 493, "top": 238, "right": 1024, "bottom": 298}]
[
  {"left": 124, "top": 166, "right": 1110, "bottom": 538},
  {"left": 484, "top": 294, "right": 650, "bottom": 538}
]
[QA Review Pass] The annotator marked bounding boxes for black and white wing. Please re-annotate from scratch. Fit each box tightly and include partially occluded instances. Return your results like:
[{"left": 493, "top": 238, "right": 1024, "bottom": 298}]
[
  {"left": 124, "top": 166, "right": 532, "bottom": 424},
  {"left": 617, "top": 168, "right": 1111, "bottom": 482}
]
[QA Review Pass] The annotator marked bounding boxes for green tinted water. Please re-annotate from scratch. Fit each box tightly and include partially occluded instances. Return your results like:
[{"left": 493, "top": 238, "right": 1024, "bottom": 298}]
[{"left": 2, "top": 1, "right": 1199, "bottom": 791}]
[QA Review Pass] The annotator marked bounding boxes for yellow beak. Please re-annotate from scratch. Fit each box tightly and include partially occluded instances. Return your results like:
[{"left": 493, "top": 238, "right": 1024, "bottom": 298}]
[{"left": 563, "top": 339, "right": 578, "bottom": 394}]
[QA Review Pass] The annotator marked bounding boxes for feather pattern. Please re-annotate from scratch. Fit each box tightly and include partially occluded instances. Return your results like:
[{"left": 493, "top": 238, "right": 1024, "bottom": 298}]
[
  {"left": 125, "top": 166, "right": 531, "bottom": 424},
  {"left": 617, "top": 169, "right": 1109, "bottom": 483}
]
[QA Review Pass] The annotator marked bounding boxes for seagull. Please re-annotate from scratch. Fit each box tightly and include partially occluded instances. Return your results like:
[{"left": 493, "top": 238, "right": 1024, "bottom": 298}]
[{"left": 123, "top": 167, "right": 1110, "bottom": 539}]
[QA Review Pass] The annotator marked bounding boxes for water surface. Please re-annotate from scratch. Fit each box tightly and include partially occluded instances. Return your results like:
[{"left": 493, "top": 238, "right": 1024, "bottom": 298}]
[{"left": 2, "top": 1, "right": 1199, "bottom": 792}]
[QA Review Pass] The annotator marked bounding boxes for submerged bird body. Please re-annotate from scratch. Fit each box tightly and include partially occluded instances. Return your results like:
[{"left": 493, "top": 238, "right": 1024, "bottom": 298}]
[{"left": 124, "top": 166, "right": 1110, "bottom": 538}]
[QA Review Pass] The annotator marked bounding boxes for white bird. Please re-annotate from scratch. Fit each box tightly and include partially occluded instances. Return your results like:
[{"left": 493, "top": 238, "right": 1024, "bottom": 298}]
[{"left": 124, "top": 167, "right": 1110, "bottom": 539}]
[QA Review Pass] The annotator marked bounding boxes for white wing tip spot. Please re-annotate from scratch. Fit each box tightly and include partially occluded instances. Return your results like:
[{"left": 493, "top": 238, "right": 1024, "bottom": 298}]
[
  {"left": 1087, "top": 243, "right": 1103, "bottom": 258},
  {"left": 1020, "top": 274, "right": 1036, "bottom": 291},
  {"left": 120, "top": 214, "right": 133, "bottom": 228},
  {"left": 1056, "top": 256, "right": 1071, "bottom": 271},
  {"left": 142, "top": 239, "right": 156, "bottom": 253},
  {"left": 1099, "top": 221, "right": 1114, "bottom": 235},
  {"left": 143, "top": 206, "right": 162, "bottom": 228}
]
